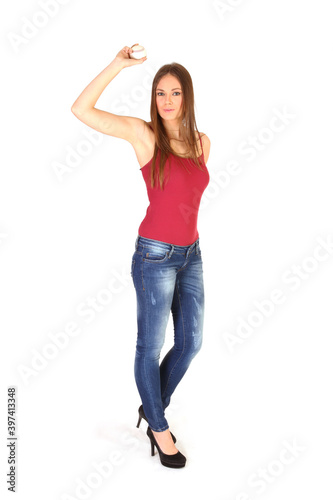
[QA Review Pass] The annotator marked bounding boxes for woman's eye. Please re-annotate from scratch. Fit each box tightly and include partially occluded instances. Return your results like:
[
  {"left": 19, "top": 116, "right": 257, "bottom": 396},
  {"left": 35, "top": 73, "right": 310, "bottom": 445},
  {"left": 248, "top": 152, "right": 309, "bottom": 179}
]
[{"left": 157, "top": 92, "right": 181, "bottom": 96}]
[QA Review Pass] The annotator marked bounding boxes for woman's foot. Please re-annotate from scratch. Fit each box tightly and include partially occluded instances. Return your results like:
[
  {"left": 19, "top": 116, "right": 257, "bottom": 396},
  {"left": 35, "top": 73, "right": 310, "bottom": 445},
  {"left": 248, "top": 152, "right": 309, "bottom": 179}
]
[{"left": 152, "top": 429, "right": 179, "bottom": 455}]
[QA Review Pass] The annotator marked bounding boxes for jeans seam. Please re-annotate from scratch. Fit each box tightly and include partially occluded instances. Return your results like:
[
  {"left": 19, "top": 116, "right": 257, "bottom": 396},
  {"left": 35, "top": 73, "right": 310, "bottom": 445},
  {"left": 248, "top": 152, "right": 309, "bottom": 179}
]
[
  {"left": 161, "top": 280, "right": 186, "bottom": 402},
  {"left": 141, "top": 253, "right": 145, "bottom": 291},
  {"left": 142, "top": 279, "right": 168, "bottom": 432}
]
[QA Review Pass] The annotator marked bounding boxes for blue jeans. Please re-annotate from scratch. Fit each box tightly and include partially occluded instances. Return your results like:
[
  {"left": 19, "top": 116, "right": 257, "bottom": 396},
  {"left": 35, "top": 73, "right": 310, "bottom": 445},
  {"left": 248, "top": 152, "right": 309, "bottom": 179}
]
[{"left": 130, "top": 234, "right": 205, "bottom": 432}]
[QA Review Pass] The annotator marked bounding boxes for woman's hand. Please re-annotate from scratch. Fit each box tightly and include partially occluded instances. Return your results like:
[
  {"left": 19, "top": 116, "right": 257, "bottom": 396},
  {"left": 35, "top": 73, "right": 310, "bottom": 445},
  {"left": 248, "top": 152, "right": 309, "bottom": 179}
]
[{"left": 114, "top": 44, "right": 147, "bottom": 69}]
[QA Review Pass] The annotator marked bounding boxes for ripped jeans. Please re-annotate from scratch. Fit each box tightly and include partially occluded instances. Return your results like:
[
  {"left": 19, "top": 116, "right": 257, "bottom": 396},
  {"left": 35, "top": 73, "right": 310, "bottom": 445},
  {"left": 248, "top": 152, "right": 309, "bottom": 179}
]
[{"left": 130, "top": 234, "right": 205, "bottom": 432}]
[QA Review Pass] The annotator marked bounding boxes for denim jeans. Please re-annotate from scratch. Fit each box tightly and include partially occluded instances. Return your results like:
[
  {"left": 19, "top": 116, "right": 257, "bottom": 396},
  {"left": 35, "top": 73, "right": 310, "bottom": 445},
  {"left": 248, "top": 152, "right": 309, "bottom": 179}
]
[{"left": 130, "top": 234, "right": 205, "bottom": 432}]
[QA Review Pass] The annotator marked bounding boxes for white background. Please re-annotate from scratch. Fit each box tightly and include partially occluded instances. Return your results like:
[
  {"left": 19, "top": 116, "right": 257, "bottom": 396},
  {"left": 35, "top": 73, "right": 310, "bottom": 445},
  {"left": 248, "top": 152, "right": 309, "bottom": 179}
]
[{"left": 1, "top": 0, "right": 333, "bottom": 499}]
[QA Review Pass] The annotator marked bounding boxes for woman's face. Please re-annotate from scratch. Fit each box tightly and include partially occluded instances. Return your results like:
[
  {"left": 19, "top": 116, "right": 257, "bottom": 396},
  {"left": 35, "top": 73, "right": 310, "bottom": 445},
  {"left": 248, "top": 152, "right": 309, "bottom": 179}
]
[{"left": 155, "top": 74, "right": 183, "bottom": 122}]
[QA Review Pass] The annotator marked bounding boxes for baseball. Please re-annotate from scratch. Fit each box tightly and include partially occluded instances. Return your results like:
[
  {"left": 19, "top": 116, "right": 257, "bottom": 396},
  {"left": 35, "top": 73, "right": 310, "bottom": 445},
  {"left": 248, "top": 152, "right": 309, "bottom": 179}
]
[{"left": 130, "top": 45, "right": 147, "bottom": 60}]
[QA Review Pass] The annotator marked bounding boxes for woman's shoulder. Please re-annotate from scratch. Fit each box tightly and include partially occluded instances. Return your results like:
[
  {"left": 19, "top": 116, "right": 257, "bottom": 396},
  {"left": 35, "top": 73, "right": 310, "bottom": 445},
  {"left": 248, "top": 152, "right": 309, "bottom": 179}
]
[
  {"left": 198, "top": 131, "right": 210, "bottom": 142},
  {"left": 197, "top": 132, "right": 211, "bottom": 163}
]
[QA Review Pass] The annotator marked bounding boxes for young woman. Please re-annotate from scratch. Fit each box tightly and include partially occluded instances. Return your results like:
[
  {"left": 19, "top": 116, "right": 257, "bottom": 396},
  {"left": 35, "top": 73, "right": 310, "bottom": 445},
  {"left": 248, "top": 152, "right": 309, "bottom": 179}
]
[{"left": 71, "top": 44, "right": 211, "bottom": 469}]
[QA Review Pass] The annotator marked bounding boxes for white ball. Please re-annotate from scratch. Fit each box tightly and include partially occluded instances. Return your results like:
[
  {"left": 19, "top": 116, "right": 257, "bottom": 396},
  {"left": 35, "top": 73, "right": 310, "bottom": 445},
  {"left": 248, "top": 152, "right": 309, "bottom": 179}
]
[{"left": 129, "top": 45, "right": 147, "bottom": 59}]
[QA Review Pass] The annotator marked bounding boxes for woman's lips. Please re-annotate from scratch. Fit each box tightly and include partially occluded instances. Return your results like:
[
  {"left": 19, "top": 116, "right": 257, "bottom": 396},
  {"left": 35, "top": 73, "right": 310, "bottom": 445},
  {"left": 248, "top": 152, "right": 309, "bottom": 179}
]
[{"left": 164, "top": 109, "right": 174, "bottom": 112}]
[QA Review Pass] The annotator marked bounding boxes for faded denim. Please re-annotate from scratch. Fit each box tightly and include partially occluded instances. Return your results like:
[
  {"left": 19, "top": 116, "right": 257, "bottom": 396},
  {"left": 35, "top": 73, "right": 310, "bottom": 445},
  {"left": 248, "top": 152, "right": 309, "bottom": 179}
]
[{"left": 130, "top": 234, "right": 205, "bottom": 432}]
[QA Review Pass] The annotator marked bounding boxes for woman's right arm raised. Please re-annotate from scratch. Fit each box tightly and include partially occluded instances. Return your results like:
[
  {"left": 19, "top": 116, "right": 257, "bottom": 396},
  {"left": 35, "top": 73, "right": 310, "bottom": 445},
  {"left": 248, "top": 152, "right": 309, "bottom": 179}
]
[{"left": 71, "top": 45, "right": 147, "bottom": 144}]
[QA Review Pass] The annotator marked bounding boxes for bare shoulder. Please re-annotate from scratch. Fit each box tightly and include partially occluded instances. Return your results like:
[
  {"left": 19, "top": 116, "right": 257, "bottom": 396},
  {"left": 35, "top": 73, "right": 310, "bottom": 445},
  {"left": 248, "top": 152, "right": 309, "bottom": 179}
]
[
  {"left": 198, "top": 132, "right": 211, "bottom": 164},
  {"left": 198, "top": 131, "right": 211, "bottom": 145}
]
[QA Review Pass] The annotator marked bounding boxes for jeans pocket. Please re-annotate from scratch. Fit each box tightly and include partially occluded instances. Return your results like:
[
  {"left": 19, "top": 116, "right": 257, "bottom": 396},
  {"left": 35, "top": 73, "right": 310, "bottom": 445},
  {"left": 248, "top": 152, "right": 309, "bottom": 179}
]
[{"left": 143, "top": 246, "right": 169, "bottom": 263}]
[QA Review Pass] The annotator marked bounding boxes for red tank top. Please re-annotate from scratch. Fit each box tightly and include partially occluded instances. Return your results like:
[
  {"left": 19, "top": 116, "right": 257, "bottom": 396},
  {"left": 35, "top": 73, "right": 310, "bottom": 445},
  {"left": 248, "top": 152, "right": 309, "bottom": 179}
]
[{"left": 138, "top": 127, "right": 210, "bottom": 245}]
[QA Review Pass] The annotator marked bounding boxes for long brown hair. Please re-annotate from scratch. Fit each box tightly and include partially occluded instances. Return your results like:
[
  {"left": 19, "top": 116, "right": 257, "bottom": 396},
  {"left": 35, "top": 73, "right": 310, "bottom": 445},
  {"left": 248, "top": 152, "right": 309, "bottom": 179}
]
[{"left": 148, "top": 63, "right": 205, "bottom": 190}]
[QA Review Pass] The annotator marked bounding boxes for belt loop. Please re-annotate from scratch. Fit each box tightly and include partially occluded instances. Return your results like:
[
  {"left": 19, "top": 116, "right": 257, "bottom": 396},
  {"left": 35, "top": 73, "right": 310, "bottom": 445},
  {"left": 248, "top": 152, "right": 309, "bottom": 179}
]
[
  {"left": 196, "top": 239, "right": 199, "bottom": 254},
  {"left": 168, "top": 244, "right": 174, "bottom": 258}
]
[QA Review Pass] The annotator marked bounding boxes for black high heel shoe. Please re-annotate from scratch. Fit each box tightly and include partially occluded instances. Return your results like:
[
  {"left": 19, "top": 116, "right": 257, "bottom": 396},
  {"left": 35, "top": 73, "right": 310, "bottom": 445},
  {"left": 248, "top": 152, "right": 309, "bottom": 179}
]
[
  {"left": 146, "top": 426, "right": 186, "bottom": 469},
  {"left": 136, "top": 405, "right": 177, "bottom": 443}
]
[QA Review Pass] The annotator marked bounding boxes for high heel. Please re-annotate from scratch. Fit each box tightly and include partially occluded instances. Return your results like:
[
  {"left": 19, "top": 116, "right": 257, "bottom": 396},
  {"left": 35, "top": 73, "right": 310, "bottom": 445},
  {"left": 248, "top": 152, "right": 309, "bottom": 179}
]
[
  {"left": 136, "top": 405, "right": 177, "bottom": 443},
  {"left": 146, "top": 426, "right": 186, "bottom": 469}
]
